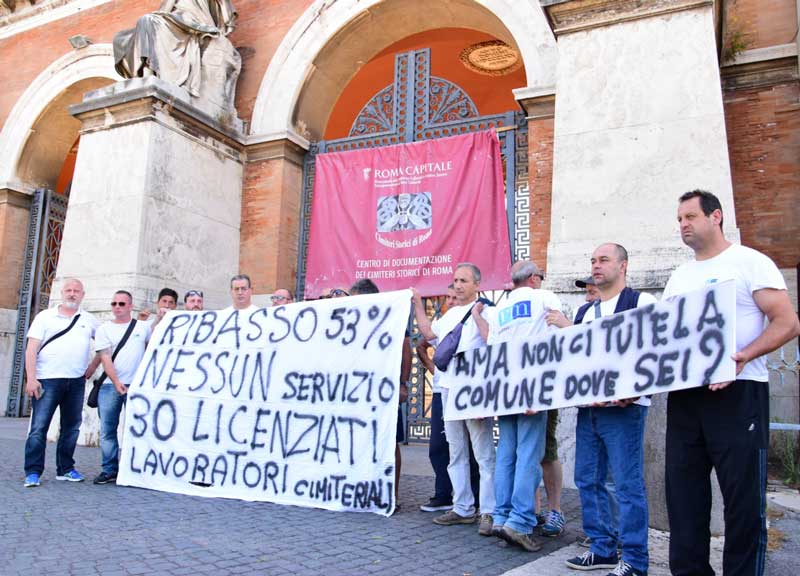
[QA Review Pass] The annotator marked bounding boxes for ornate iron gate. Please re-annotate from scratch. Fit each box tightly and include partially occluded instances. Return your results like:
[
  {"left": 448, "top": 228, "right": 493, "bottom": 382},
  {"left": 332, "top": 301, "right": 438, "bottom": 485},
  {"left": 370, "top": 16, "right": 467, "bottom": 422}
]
[
  {"left": 6, "top": 189, "right": 68, "bottom": 417},
  {"left": 297, "top": 48, "right": 531, "bottom": 441}
]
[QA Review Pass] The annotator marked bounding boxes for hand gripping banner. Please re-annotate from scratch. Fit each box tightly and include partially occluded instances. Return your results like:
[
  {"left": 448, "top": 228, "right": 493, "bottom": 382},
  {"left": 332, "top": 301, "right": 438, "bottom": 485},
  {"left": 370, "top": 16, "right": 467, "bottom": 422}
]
[
  {"left": 305, "top": 130, "right": 511, "bottom": 298},
  {"left": 117, "top": 291, "right": 411, "bottom": 516}
]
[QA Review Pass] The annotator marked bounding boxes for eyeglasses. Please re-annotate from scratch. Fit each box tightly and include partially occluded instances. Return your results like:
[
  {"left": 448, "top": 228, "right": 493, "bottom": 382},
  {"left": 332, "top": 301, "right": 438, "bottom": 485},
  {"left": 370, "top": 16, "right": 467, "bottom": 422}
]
[
  {"left": 185, "top": 290, "right": 203, "bottom": 298},
  {"left": 270, "top": 295, "right": 289, "bottom": 302},
  {"left": 110, "top": 301, "right": 128, "bottom": 307}
]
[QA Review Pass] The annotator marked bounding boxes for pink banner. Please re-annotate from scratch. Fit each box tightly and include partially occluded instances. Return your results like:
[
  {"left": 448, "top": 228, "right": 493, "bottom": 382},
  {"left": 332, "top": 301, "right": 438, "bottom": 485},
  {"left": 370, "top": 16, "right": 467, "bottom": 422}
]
[{"left": 305, "top": 131, "right": 511, "bottom": 298}]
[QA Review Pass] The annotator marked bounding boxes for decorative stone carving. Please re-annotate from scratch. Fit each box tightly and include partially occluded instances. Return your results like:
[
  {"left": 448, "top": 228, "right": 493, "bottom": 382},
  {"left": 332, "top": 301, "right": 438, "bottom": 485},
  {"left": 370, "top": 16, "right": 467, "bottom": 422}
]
[{"left": 113, "top": 0, "right": 241, "bottom": 113}]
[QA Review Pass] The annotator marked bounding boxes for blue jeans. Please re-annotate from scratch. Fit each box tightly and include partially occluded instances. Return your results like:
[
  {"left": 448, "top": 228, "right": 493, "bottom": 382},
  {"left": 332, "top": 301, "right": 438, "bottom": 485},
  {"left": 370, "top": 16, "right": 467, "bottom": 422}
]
[
  {"left": 575, "top": 405, "right": 649, "bottom": 572},
  {"left": 98, "top": 382, "right": 128, "bottom": 475},
  {"left": 494, "top": 412, "right": 547, "bottom": 534},
  {"left": 24, "top": 377, "right": 85, "bottom": 476}
]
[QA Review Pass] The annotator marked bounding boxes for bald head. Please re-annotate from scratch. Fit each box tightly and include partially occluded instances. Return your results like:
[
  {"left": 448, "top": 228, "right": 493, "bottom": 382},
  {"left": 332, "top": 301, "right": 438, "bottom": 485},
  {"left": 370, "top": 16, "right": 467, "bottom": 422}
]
[{"left": 511, "top": 260, "right": 544, "bottom": 289}]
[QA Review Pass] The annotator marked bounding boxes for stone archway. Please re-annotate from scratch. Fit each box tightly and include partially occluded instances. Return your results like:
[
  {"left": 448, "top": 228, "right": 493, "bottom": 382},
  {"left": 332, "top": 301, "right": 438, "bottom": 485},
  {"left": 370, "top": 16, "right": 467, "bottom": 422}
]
[
  {"left": 0, "top": 44, "right": 119, "bottom": 192},
  {"left": 248, "top": 0, "right": 557, "bottom": 140}
]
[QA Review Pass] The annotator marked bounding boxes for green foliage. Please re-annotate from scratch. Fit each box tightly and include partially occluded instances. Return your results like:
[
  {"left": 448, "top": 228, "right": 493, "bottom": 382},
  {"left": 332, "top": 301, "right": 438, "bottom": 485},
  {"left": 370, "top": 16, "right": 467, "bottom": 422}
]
[{"left": 772, "top": 429, "right": 800, "bottom": 486}]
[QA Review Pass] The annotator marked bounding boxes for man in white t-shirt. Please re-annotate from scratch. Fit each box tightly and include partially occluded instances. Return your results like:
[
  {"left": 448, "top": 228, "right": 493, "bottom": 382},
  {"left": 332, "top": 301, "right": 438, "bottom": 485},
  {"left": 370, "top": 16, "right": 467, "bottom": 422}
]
[
  {"left": 93, "top": 290, "right": 151, "bottom": 485},
  {"left": 470, "top": 260, "right": 561, "bottom": 552},
  {"left": 183, "top": 289, "right": 204, "bottom": 311},
  {"left": 23, "top": 278, "right": 100, "bottom": 487},
  {"left": 663, "top": 190, "right": 799, "bottom": 576},
  {"left": 223, "top": 274, "right": 260, "bottom": 315},
  {"left": 561, "top": 244, "right": 656, "bottom": 576},
  {"left": 412, "top": 263, "right": 496, "bottom": 536}
]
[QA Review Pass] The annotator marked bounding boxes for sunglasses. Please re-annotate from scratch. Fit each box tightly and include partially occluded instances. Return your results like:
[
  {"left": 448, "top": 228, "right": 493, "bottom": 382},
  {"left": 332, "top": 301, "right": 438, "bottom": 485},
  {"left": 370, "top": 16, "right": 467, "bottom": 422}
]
[
  {"left": 110, "top": 301, "right": 128, "bottom": 307},
  {"left": 270, "top": 294, "right": 289, "bottom": 302},
  {"left": 185, "top": 290, "right": 203, "bottom": 298}
]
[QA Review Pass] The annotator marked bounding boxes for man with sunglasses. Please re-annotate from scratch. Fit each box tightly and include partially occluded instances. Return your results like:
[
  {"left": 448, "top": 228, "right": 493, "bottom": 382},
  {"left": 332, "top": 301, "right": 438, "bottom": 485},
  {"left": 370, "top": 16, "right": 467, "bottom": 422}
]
[
  {"left": 93, "top": 290, "right": 152, "bottom": 484},
  {"left": 270, "top": 288, "right": 294, "bottom": 306},
  {"left": 184, "top": 289, "right": 204, "bottom": 311}
]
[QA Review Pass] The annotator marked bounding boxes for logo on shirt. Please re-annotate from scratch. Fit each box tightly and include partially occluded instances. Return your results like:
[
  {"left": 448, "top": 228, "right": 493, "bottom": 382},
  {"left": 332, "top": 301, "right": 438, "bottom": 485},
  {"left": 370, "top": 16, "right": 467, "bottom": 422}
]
[{"left": 498, "top": 301, "right": 531, "bottom": 326}]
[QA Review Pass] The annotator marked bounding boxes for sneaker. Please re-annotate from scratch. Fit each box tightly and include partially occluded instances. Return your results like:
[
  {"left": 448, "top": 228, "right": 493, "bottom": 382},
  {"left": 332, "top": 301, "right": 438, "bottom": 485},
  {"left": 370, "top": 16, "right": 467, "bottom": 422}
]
[
  {"left": 540, "top": 509, "right": 566, "bottom": 537},
  {"left": 93, "top": 472, "right": 117, "bottom": 485},
  {"left": 420, "top": 497, "right": 453, "bottom": 512},
  {"left": 433, "top": 510, "right": 477, "bottom": 526},
  {"left": 565, "top": 551, "right": 618, "bottom": 571},
  {"left": 607, "top": 561, "right": 647, "bottom": 576},
  {"left": 478, "top": 513, "right": 494, "bottom": 536},
  {"left": 491, "top": 524, "right": 506, "bottom": 539},
  {"left": 23, "top": 473, "right": 40, "bottom": 487},
  {"left": 501, "top": 526, "right": 543, "bottom": 552},
  {"left": 579, "top": 536, "right": 592, "bottom": 548},
  {"left": 55, "top": 470, "right": 84, "bottom": 482},
  {"left": 536, "top": 511, "right": 547, "bottom": 527}
]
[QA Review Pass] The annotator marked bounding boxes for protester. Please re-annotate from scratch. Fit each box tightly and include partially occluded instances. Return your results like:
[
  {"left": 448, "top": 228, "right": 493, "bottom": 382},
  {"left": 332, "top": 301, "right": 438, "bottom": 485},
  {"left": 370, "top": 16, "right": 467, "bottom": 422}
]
[
  {"left": 23, "top": 278, "right": 100, "bottom": 487},
  {"left": 225, "top": 274, "right": 259, "bottom": 313},
  {"left": 270, "top": 288, "right": 294, "bottom": 306},
  {"left": 138, "top": 287, "right": 178, "bottom": 327},
  {"left": 472, "top": 260, "right": 561, "bottom": 552},
  {"left": 349, "top": 278, "right": 411, "bottom": 509},
  {"left": 93, "top": 290, "right": 151, "bottom": 484},
  {"left": 412, "top": 263, "right": 496, "bottom": 536},
  {"left": 575, "top": 276, "right": 600, "bottom": 303},
  {"left": 663, "top": 190, "right": 800, "bottom": 576},
  {"left": 561, "top": 244, "right": 656, "bottom": 576},
  {"left": 183, "top": 289, "right": 204, "bottom": 311},
  {"left": 418, "top": 284, "right": 482, "bottom": 513}
]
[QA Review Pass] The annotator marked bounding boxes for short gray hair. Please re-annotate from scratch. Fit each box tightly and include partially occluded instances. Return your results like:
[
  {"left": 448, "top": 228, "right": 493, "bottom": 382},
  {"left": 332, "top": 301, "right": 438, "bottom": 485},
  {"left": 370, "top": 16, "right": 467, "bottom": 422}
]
[
  {"left": 511, "top": 261, "right": 543, "bottom": 287},
  {"left": 455, "top": 262, "right": 481, "bottom": 283}
]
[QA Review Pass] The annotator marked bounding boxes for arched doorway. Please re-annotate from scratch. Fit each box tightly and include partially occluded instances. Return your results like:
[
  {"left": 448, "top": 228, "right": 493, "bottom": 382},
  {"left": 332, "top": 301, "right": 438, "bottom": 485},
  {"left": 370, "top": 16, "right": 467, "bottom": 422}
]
[{"left": 2, "top": 46, "right": 118, "bottom": 416}]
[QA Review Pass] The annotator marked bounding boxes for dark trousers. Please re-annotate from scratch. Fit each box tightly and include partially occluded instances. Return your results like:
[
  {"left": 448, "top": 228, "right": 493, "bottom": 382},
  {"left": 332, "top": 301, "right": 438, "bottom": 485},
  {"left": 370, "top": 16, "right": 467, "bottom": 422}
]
[
  {"left": 666, "top": 380, "right": 769, "bottom": 576},
  {"left": 24, "top": 377, "right": 85, "bottom": 476},
  {"left": 429, "top": 392, "right": 480, "bottom": 502}
]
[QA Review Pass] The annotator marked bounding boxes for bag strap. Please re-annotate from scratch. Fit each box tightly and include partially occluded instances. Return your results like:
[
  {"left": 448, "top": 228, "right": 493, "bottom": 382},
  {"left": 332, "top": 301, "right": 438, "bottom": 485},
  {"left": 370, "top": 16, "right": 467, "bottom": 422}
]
[
  {"left": 38, "top": 313, "right": 81, "bottom": 354},
  {"left": 96, "top": 320, "right": 137, "bottom": 384}
]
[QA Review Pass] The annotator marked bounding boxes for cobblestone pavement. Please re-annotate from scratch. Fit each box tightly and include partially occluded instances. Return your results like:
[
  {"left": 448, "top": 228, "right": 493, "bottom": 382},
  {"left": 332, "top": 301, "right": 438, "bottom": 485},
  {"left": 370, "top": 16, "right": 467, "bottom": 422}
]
[{"left": 0, "top": 426, "right": 583, "bottom": 576}]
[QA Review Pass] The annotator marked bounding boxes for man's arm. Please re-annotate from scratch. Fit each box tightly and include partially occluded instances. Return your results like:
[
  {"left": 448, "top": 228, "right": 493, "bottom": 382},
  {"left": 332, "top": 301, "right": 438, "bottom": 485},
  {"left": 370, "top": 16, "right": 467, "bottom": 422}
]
[
  {"left": 98, "top": 349, "right": 128, "bottom": 395},
  {"left": 411, "top": 288, "right": 436, "bottom": 341},
  {"left": 545, "top": 309, "right": 573, "bottom": 328},
  {"left": 735, "top": 288, "right": 800, "bottom": 374},
  {"left": 24, "top": 338, "right": 42, "bottom": 399},
  {"left": 471, "top": 302, "right": 489, "bottom": 343},
  {"left": 85, "top": 352, "right": 102, "bottom": 380},
  {"left": 416, "top": 340, "right": 435, "bottom": 374}
]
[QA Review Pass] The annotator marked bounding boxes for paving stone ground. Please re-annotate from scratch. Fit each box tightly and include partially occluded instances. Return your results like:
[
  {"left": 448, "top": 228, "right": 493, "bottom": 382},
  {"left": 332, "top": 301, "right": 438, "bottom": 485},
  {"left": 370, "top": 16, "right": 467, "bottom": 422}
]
[{"left": 0, "top": 420, "right": 583, "bottom": 576}]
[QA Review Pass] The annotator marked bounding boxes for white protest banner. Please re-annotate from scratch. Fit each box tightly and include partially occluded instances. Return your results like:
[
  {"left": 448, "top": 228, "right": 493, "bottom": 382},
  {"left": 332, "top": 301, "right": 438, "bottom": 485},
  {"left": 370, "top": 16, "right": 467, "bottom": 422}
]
[
  {"left": 445, "top": 281, "right": 737, "bottom": 420},
  {"left": 117, "top": 290, "right": 411, "bottom": 516}
]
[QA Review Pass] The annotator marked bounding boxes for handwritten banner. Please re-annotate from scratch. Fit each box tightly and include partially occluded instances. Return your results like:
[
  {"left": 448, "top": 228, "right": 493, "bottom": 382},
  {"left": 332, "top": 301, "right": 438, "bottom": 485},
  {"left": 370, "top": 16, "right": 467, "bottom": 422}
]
[
  {"left": 117, "top": 291, "right": 411, "bottom": 516},
  {"left": 445, "top": 281, "right": 737, "bottom": 420},
  {"left": 304, "top": 131, "right": 511, "bottom": 298}
]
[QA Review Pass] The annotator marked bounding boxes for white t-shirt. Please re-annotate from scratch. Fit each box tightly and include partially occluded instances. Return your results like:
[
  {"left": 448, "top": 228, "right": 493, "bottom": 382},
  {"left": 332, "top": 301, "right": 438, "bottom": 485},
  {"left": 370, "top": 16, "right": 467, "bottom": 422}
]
[
  {"left": 663, "top": 243, "right": 787, "bottom": 382},
  {"left": 95, "top": 320, "right": 151, "bottom": 385},
  {"left": 580, "top": 290, "right": 658, "bottom": 407},
  {"left": 430, "top": 301, "right": 490, "bottom": 389},
  {"left": 486, "top": 287, "right": 562, "bottom": 345},
  {"left": 27, "top": 307, "right": 99, "bottom": 379}
]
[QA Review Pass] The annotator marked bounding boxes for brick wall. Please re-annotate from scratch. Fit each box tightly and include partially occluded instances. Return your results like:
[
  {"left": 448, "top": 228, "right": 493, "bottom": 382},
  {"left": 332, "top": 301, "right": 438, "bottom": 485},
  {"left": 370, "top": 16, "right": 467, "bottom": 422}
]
[
  {"left": 723, "top": 81, "right": 800, "bottom": 269},
  {"left": 528, "top": 117, "right": 554, "bottom": 271},
  {"left": 727, "top": 0, "right": 797, "bottom": 51}
]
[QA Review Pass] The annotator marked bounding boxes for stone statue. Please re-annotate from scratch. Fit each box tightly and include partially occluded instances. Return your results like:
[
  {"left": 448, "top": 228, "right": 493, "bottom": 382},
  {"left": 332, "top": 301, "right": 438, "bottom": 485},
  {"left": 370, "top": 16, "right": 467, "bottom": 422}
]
[{"left": 113, "top": 0, "right": 241, "bottom": 113}]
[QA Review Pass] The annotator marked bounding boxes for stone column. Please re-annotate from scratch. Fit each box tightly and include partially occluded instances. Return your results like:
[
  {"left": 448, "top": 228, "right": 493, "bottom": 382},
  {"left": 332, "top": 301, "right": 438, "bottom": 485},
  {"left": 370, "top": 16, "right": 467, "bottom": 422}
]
[
  {"left": 541, "top": 0, "right": 729, "bottom": 533},
  {"left": 241, "top": 132, "right": 308, "bottom": 304},
  {"left": 63, "top": 77, "right": 245, "bottom": 312},
  {"left": 542, "top": 0, "right": 738, "bottom": 292}
]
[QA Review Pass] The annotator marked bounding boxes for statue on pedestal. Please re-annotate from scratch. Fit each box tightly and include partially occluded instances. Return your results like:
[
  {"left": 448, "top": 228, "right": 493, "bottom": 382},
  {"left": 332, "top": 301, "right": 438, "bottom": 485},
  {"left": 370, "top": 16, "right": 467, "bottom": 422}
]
[{"left": 113, "top": 0, "right": 241, "bottom": 112}]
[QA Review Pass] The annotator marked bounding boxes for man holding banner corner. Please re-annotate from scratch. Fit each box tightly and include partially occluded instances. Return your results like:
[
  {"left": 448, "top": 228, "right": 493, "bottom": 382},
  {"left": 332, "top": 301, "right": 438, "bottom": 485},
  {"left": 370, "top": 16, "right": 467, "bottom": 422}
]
[
  {"left": 663, "top": 190, "right": 800, "bottom": 576},
  {"left": 471, "top": 260, "right": 562, "bottom": 552},
  {"left": 412, "top": 263, "right": 496, "bottom": 535},
  {"left": 563, "top": 244, "right": 655, "bottom": 576}
]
